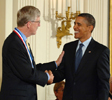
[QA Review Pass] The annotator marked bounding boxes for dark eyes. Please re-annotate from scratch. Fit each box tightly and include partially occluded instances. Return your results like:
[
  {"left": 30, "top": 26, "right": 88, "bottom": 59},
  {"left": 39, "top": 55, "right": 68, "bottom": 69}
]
[{"left": 74, "top": 22, "right": 81, "bottom": 26}]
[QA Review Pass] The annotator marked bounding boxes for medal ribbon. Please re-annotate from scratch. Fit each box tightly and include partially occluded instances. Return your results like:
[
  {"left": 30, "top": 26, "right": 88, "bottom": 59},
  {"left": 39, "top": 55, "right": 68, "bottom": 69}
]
[{"left": 14, "top": 29, "right": 34, "bottom": 68}]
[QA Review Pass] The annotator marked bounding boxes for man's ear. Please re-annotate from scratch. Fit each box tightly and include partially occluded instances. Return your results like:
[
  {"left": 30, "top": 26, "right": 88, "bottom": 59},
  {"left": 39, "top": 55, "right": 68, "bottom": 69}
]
[
  {"left": 54, "top": 91, "right": 58, "bottom": 97},
  {"left": 88, "top": 25, "right": 93, "bottom": 32},
  {"left": 26, "top": 21, "right": 31, "bottom": 28}
]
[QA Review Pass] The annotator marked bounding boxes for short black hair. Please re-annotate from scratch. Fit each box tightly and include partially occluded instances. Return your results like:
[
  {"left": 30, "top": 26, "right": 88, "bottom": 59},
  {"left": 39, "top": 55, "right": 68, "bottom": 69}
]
[{"left": 78, "top": 13, "right": 96, "bottom": 31}]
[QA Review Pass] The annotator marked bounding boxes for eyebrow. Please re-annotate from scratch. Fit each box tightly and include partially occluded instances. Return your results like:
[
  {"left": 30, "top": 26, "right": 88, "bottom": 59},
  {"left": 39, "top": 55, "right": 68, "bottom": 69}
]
[{"left": 74, "top": 22, "right": 81, "bottom": 25}]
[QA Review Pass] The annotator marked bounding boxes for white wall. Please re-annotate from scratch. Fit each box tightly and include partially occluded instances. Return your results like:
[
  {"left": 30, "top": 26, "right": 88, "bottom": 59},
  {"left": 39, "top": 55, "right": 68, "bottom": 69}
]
[
  {"left": 0, "top": 0, "right": 5, "bottom": 91},
  {"left": 0, "top": 0, "right": 109, "bottom": 99}
]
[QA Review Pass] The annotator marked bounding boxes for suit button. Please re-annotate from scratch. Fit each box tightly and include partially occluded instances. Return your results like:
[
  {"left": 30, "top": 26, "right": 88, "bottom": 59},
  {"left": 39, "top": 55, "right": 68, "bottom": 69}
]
[{"left": 74, "top": 82, "right": 76, "bottom": 85}]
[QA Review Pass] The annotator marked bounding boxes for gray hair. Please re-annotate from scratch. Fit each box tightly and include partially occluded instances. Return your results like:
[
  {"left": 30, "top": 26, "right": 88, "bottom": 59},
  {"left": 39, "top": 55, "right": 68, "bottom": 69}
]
[{"left": 17, "top": 5, "right": 40, "bottom": 27}]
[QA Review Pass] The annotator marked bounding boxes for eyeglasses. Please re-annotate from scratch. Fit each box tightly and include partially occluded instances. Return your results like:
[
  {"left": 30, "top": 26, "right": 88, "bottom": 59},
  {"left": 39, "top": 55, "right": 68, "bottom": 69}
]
[{"left": 31, "top": 21, "right": 40, "bottom": 24}]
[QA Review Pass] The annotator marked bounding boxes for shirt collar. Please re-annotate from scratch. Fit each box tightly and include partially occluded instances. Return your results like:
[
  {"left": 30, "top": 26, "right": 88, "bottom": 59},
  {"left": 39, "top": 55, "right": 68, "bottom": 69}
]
[
  {"left": 15, "top": 27, "right": 27, "bottom": 42},
  {"left": 78, "top": 37, "right": 92, "bottom": 47}
]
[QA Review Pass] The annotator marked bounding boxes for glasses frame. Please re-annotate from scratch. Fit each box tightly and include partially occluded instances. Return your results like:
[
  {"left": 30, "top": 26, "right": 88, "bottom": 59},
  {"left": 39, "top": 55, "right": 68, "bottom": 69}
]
[{"left": 31, "top": 20, "right": 40, "bottom": 24}]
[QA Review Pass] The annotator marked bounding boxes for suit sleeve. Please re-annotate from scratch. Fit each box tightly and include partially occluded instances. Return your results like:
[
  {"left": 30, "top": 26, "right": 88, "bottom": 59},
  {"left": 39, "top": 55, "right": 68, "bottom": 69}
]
[
  {"left": 97, "top": 48, "right": 110, "bottom": 100},
  {"left": 36, "top": 61, "right": 56, "bottom": 72},
  {"left": 53, "top": 45, "right": 66, "bottom": 83},
  {"left": 7, "top": 44, "right": 56, "bottom": 87}
]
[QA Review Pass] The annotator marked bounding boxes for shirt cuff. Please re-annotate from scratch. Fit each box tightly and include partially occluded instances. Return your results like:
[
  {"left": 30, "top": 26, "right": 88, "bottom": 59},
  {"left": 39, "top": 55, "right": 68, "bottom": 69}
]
[
  {"left": 46, "top": 61, "right": 57, "bottom": 81},
  {"left": 55, "top": 61, "right": 58, "bottom": 68},
  {"left": 46, "top": 73, "right": 50, "bottom": 80}
]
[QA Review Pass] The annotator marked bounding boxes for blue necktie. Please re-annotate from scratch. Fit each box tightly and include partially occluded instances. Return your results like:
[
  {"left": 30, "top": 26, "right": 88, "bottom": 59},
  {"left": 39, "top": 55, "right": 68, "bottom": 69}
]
[{"left": 75, "top": 43, "right": 84, "bottom": 72}]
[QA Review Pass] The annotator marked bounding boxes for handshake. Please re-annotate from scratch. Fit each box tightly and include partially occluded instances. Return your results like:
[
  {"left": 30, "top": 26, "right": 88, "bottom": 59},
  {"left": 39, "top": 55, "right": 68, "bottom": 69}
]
[
  {"left": 45, "top": 51, "right": 65, "bottom": 84},
  {"left": 45, "top": 70, "right": 54, "bottom": 84}
]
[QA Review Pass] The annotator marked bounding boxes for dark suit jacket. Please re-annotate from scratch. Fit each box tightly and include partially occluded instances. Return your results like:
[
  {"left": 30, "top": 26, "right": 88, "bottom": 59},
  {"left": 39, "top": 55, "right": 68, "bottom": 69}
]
[
  {"left": 53, "top": 39, "right": 110, "bottom": 100},
  {"left": 1, "top": 31, "right": 56, "bottom": 100},
  {"left": 109, "top": 92, "right": 112, "bottom": 99}
]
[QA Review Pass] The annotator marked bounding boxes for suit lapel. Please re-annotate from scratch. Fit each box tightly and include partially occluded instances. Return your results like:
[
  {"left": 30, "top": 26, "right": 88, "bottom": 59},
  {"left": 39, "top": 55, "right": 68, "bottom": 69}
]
[
  {"left": 76, "top": 38, "right": 96, "bottom": 74},
  {"left": 14, "top": 31, "right": 35, "bottom": 68},
  {"left": 70, "top": 41, "right": 78, "bottom": 76},
  {"left": 28, "top": 46, "right": 36, "bottom": 68}
]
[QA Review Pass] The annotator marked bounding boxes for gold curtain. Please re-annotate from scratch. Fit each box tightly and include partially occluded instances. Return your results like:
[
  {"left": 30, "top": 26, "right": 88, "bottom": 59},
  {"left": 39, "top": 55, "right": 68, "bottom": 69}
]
[{"left": 109, "top": 0, "right": 112, "bottom": 76}]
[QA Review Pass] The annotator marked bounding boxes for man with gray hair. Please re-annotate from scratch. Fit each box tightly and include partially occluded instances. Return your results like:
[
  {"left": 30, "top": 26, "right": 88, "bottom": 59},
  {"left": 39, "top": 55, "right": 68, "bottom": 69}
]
[{"left": 0, "top": 5, "right": 64, "bottom": 100}]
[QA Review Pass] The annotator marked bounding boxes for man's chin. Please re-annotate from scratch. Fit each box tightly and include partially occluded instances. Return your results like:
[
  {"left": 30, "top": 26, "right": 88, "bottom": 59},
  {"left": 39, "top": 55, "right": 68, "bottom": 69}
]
[
  {"left": 74, "top": 36, "right": 79, "bottom": 39},
  {"left": 32, "top": 32, "right": 36, "bottom": 35}
]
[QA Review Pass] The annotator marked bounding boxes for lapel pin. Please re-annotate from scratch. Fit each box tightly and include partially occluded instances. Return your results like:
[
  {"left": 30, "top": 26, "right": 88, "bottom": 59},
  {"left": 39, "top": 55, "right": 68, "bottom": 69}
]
[{"left": 89, "top": 51, "right": 91, "bottom": 53}]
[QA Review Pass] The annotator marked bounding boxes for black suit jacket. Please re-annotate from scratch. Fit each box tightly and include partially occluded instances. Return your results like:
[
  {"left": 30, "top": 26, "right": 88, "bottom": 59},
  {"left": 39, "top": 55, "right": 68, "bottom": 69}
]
[
  {"left": 53, "top": 39, "right": 110, "bottom": 100},
  {"left": 1, "top": 31, "right": 56, "bottom": 100},
  {"left": 109, "top": 92, "right": 112, "bottom": 99}
]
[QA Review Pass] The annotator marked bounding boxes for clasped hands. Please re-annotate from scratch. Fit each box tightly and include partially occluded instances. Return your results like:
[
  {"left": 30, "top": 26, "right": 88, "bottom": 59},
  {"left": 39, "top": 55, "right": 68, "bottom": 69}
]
[
  {"left": 45, "top": 51, "right": 64, "bottom": 84},
  {"left": 45, "top": 70, "right": 54, "bottom": 84}
]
